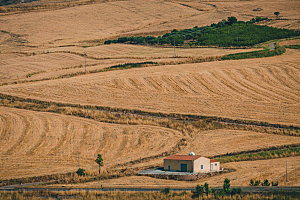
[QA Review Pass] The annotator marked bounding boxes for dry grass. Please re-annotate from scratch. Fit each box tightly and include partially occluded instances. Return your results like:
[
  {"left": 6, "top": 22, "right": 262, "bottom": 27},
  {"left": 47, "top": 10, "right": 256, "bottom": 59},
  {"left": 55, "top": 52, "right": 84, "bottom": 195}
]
[
  {"left": 0, "top": 0, "right": 299, "bottom": 49},
  {"left": 1, "top": 190, "right": 298, "bottom": 200},
  {"left": 1, "top": 49, "right": 298, "bottom": 125},
  {"left": 0, "top": 106, "right": 183, "bottom": 179},
  {"left": 70, "top": 156, "right": 300, "bottom": 188},
  {"left": 0, "top": 45, "right": 256, "bottom": 85},
  {"left": 0, "top": 106, "right": 299, "bottom": 180}
]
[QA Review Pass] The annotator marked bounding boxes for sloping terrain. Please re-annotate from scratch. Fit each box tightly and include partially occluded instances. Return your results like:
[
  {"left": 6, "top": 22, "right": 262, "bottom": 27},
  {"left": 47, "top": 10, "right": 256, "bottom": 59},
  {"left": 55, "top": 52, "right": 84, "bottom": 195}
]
[
  {"left": 1, "top": 49, "right": 299, "bottom": 125},
  {"left": 63, "top": 156, "right": 300, "bottom": 187},
  {"left": 0, "top": 106, "right": 183, "bottom": 179}
]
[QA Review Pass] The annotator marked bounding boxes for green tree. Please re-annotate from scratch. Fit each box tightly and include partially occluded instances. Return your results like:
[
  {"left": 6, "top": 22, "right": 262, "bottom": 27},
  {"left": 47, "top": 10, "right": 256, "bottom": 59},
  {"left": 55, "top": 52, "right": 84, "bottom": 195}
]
[
  {"left": 204, "top": 182, "right": 210, "bottom": 195},
  {"left": 195, "top": 185, "right": 204, "bottom": 197},
  {"left": 223, "top": 178, "right": 231, "bottom": 194},
  {"left": 254, "top": 180, "right": 261, "bottom": 186},
  {"left": 250, "top": 179, "right": 254, "bottom": 186},
  {"left": 274, "top": 12, "right": 280, "bottom": 19},
  {"left": 76, "top": 168, "right": 86, "bottom": 176},
  {"left": 161, "top": 188, "right": 170, "bottom": 195},
  {"left": 95, "top": 154, "right": 104, "bottom": 175},
  {"left": 227, "top": 16, "right": 238, "bottom": 25},
  {"left": 261, "top": 179, "right": 270, "bottom": 186}
]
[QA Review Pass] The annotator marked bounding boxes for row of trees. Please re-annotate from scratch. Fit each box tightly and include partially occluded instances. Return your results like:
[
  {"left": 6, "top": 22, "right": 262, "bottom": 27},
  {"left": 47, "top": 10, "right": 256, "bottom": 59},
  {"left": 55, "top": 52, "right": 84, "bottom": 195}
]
[
  {"left": 250, "top": 179, "right": 279, "bottom": 186},
  {"left": 104, "top": 16, "right": 299, "bottom": 47}
]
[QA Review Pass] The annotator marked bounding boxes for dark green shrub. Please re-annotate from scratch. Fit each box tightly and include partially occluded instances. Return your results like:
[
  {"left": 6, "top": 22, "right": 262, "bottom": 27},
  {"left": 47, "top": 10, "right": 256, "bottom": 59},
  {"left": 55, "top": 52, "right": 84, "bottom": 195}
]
[
  {"left": 195, "top": 185, "right": 204, "bottom": 197},
  {"left": 231, "top": 188, "right": 242, "bottom": 195},
  {"left": 76, "top": 168, "right": 85, "bottom": 176},
  {"left": 161, "top": 188, "right": 170, "bottom": 195},
  {"left": 272, "top": 181, "right": 279, "bottom": 186},
  {"left": 262, "top": 179, "right": 271, "bottom": 186},
  {"left": 250, "top": 179, "right": 254, "bottom": 186},
  {"left": 254, "top": 180, "right": 261, "bottom": 186},
  {"left": 223, "top": 178, "right": 231, "bottom": 194}
]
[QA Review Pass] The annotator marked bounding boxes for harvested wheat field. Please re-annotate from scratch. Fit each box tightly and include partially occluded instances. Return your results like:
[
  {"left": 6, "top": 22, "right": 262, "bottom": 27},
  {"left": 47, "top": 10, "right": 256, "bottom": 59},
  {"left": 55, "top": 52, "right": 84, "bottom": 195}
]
[
  {"left": 0, "top": 53, "right": 100, "bottom": 84},
  {"left": 0, "top": 45, "right": 259, "bottom": 85},
  {"left": 0, "top": 106, "right": 183, "bottom": 179},
  {"left": 1, "top": 106, "right": 299, "bottom": 179},
  {"left": 63, "top": 156, "right": 300, "bottom": 188},
  {"left": 2, "top": 49, "right": 299, "bottom": 125},
  {"left": 0, "top": 0, "right": 299, "bottom": 49},
  {"left": 46, "top": 44, "right": 259, "bottom": 59}
]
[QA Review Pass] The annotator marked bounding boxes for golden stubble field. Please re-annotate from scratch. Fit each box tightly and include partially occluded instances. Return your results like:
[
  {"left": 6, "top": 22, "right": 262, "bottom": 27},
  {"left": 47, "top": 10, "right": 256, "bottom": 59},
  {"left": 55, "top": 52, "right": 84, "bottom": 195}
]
[
  {"left": 1, "top": 49, "right": 299, "bottom": 125},
  {"left": 1, "top": 106, "right": 300, "bottom": 180},
  {"left": 64, "top": 156, "right": 300, "bottom": 187}
]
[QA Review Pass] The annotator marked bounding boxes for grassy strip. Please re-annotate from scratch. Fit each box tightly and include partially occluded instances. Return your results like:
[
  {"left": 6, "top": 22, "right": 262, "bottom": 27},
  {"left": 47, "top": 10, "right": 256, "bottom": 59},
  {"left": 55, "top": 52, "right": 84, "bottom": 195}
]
[
  {"left": 221, "top": 46, "right": 286, "bottom": 60},
  {"left": 25, "top": 71, "right": 45, "bottom": 78},
  {"left": 215, "top": 146, "right": 300, "bottom": 163},
  {"left": 0, "top": 93, "right": 299, "bottom": 136},
  {"left": 284, "top": 45, "right": 300, "bottom": 49}
]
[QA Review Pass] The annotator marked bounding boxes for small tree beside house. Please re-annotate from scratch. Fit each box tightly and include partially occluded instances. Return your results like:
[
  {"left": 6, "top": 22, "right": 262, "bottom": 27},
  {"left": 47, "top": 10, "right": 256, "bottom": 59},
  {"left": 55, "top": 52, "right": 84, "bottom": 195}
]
[
  {"left": 274, "top": 12, "right": 280, "bottom": 19},
  {"left": 95, "top": 154, "right": 104, "bottom": 175}
]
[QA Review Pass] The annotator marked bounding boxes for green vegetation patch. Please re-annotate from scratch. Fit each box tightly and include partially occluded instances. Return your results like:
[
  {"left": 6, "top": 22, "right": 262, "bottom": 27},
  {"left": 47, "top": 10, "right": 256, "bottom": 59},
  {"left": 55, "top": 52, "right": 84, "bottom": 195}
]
[
  {"left": 105, "top": 62, "right": 156, "bottom": 70},
  {"left": 0, "top": 0, "right": 38, "bottom": 6},
  {"left": 105, "top": 17, "right": 299, "bottom": 47},
  {"left": 215, "top": 146, "right": 300, "bottom": 163},
  {"left": 221, "top": 46, "right": 286, "bottom": 60},
  {"left": 284, "top": 44, "right": 300, "bottom": 49}
]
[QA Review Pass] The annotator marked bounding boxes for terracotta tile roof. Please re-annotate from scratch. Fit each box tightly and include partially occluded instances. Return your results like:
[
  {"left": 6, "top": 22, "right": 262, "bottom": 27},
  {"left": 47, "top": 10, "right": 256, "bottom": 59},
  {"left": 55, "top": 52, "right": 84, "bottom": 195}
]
[
  {"left": 164, "top": 155, "right": 201, "bottom": 161},
  {"left": 210, "top": 159, "right": 219, "bottom": 163}
]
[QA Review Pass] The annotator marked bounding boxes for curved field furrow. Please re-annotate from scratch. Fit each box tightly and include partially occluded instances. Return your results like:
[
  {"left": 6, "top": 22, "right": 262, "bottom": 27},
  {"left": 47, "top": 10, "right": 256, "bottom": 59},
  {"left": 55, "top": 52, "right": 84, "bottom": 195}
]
[
  {"left": 265, "top": 65, "right": 300, "bottom": 91},
  {"left": 5, "top": 112, "right": 33, "bottom": 155},
  {"left": 231, "top": 68, "right": 296, "bottom": 103},
  {"left": 238, "top": 67, "right": 300, "bottom": 103},
  {"left": 208, "top": 71, "right": 260, "bottom": 101},
  {"left": 281, "top": 66, "right": 300, "bottom": 86},
  {"left": 192, "top": 73, "right": 225, "bottom": 97},
  {"left": 26, "top": 114, "right": 50, "bottom": 155},
  {"left": 251, "top": 67, "right": 299, "bottom": 94},
  {"left": 177, "top": 75, "right": 200, "bottom": 95},
  {"left": 0, "top": 107, "right": 183, "bottom": 179},
  {"left": 222, "top": 69, "right": 280, "bottom": 102}
]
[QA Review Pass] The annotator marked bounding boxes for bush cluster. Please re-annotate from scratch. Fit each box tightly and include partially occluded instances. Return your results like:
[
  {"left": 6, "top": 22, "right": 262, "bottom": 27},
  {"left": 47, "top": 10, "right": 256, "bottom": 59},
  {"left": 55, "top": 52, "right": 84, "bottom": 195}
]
[
  {"left": 217, "top": 146, "right": 300, "bottom": 163},
  {"left": 250, "top": 179, "right": 279, "bottom": 186},
  {"left": 194, "top": 179, "right": 242, "bottom": 198},
  {"left": 221, "top": 46, "right": 286, "bottom": 60},
  {"left": 105, "top": 17, "right": 298, "bottom": 47}
]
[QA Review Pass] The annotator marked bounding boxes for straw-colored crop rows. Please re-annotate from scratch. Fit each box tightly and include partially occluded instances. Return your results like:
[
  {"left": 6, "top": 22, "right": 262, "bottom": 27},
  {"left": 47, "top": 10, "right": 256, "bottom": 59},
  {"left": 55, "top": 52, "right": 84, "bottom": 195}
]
[
  {"left": 0, "top": 106, "right": 183, "bottom": 179},
  {"left": 2, "top": 49, "right": 299, "bottom": 125}
]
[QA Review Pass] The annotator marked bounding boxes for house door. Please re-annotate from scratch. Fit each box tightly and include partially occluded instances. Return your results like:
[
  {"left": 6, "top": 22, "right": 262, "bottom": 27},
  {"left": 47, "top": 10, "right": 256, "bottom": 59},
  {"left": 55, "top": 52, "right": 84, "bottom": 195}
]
[
  {"left": 180, "top": 164, "right": 188, "bottom": 172},
  {"left": 211, "top": 164, "right": 213, "bottom": 171},
  {"left": 168, "top": 165, "right": 170, "bottom": 171}
]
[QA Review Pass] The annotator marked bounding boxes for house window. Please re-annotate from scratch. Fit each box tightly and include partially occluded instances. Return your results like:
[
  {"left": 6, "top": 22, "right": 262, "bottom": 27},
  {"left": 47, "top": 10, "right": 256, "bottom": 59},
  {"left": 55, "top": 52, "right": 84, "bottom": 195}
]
[
  {"left": 215, "top": 163, "right": 217, "bottom": 166},
  {"left": 201, "top": 165, "right": 203, "bottom": 169}
]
